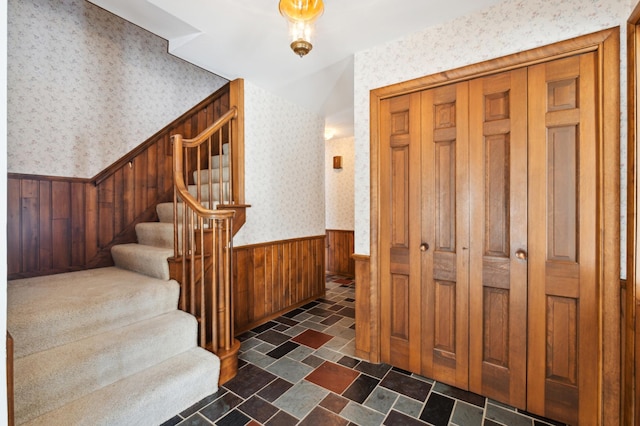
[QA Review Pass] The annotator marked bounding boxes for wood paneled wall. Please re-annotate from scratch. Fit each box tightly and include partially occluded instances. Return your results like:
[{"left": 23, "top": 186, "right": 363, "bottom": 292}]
[
  {"left": 234, "top": 236, "right": 326, "bottom": 334},
  {"left": 353, "top": 254, "right": 377, "bottom": 362},
  {"left": 7, "top": 85, "right": 232, "bottom": 279},
  {"left": 325, "top": 229, "right": 355, "bottom": 277}
]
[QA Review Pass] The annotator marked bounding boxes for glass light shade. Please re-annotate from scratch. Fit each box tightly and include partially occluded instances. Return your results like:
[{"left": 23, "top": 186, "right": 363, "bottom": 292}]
[{"left": 279, "top": 0, "right": 324, "bottom": 57}]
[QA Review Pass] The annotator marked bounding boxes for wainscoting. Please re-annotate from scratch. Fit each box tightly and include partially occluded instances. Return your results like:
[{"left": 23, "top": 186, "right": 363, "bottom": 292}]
[
  {"left": 325, "top": 229, "right": 355, "bottom": 277},
  {"left": 233, "top": 235, "right": 326, "bottom": 334},
  {"left": 7, "top": 85, "right": 233, "bottom": 279}
]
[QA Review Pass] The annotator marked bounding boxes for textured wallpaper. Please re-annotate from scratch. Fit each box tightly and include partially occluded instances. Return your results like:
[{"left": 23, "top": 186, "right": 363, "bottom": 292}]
[
  {"left": 7, "top": 0, "right": 228, "bottom": 178},
  {"left": 234, "top": 81, "right": 326, "bottom": 247},
  {"left": 325, "top": 137, "right": 355, "bottom": 231},
  {"left": 353, "top": 0, "right": 629, "bottom": 276}
]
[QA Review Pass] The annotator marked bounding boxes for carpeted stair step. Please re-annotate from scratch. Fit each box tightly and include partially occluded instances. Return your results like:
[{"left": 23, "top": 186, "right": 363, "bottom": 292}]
[
  {"left": 111, "top": 244, "right": 173, "bottom": 280},
  {"left": 135, "top": 222, "right": 176, "bottom": 249},
  {"left": 14, "top": 310, "right": 199, "bottom": 425},
  {"left": 187, "top": 182, "right": 229, "bottom": 202},
  {"left": 193, "top": 166, "right": 230, "bottom": 183},
  {"left": 156, "top": 201, "right": 216, "bottom": 224},
  {"left": 22, "top": 347, "right": 220, "bottom": 426},
  {"left": 7, "top": 267, "right": 179, "bottom": 359}
]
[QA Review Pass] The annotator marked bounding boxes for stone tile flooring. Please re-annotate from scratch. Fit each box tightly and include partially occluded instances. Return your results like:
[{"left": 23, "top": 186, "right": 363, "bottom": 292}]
[{"left": 162, "top": 275, "right": 567, "bottom": 426}]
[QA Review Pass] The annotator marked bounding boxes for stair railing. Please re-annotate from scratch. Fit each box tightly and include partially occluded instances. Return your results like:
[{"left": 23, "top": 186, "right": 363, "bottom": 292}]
[{"left": 170, "top": 106, "right": 237, "bottom": 356}]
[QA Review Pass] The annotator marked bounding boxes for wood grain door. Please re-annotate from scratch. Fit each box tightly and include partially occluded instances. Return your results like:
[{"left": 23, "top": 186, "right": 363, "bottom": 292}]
[
  {"left": 527, "top": 53, "right": 598, "bottom": 425},
  {"left": 420, "top": 83, "right": 471, "bottom": 389},
  {"left": 379, "top": 92, "right": 422, "bottom": 372},
  {"left": 468, "top": 69, "right": 528, "bottom": 408}
]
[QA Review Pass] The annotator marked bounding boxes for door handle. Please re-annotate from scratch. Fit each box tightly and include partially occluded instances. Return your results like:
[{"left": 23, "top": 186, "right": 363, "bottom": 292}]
[
  {"left": 515, "top": 249, "right": 528, "bottom": 260},
  {"left": 420, "top": 243, "right": 430, "bottom": 252}
]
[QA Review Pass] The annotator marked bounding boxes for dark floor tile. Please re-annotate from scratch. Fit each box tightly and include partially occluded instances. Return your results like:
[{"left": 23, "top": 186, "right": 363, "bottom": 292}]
[
  {"left": 342, "top": 374, "right": 380, "bottom": 403},
  {"left": 282, "top": 308, "right": 305, "bottom": 318},
  {"left": 199, "top": 392, "right": 243, "bottom": 423},
  {"left": 275, "top": 316, "right": 299, "bottom": 327},
  {"left": 256, "top": 329, "right": 291, "bottom": 346},
  {"left": 336, "top": 306, "right": 355, "bottom": 318},
  {"left": 273, "top": 323, "right": 289, "bottom": 332},
  {"left": 180, "top": 389, "right": 227, "bottom": 417},
  {"left": 236, "top": 331, "right": 256, "bottom": 342},
  {"left": 349, "top": 324, "right": 356, "bottom": 330},
  {"left": 328, "top": 305, "right": 344, "bottom": 312},
  {"left": 519, "top": 409, "right": 567, "bottom": 426},
  {"left": 301, "top": 301, "right": 320, "bottom": 310},
  {"left": 159, "top": 415, "right": 181, "bottom": 426},
  {"left": 305, "top": 361, "right": 360, "bottom": 394},
  {"left": 355, "top": 361, "right": 392, "bottom": 379},
  {"left": 384, "top": 410, "right": 427, "bottom": 426},
  {"left": 484, "top": 420, "right": 502, "bottom": 426},
  {"left": 321, "top": 315, "right": 343, "bottom": 326},
  {"left": 216, "top": 409, "right": 251, "bottom": 426},
  {"left": 250, "top": 321, "right": 278, "bottom": 334},
  {"left": 237, "top": 358, "right": 247, "bottom": 369},
  {"left": 266, "top": 341, "right": 299, "bottom": 359},
  {"left": 265, "top": 410, "right": 298, "bottom": 426},
  {"left": 380, "top": 371, "right": 431, "bottom": 402},
  {"left": 224, "top": 364, "right": 277, "bottom": 398},
  {"left": 257, "top": 377, "right": 294, "bottom": 403},
  {"left": 337, "top": 355, "right": 360, "bottom": 368},
  {"left": 319, "top": 393, "right": 350, "bottom": 414},
  {"left": 299, "top": 406, "right": 349, "bottom": 426},
  {"left": 238, "top": 396, "right": 279, "bottom": 423},
  {"left": 292, "top": 329, "right": 334, "bottom": 349},
  {"left": 179, "top": 413, "right": 214, "bottom": 426},
  {"left": 334, "top": 278, "right": 353, "bottom": 284},
  {"left": 433, "top": 381, "right": 486, "bottom": 408},
  {"left": 344, "top": 298, "right": 355, "bottom": 302},
  {"left": 391, "top": 366, "right": 412, "bottom": 375},
  {"left": 419, "top": 393, "right": 455, "bottom": 426},
  {"left": 308, "top": 307, "right": 333, "bottom": 317},
  {"left": 302, "top": 354, "right": 325, "bottom": 368},
  {"left": 317, "top": 298, "right": 336, "bottom": 305}
]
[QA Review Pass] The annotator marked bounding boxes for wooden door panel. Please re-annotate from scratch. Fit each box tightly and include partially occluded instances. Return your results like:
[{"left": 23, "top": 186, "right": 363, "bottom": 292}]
[
  {"left": 469, "top": 69, "right": 528, "bottom": 409},
  {"left": 380, "top": 93, "right": 422, "bottom": 372},
  {"left": 527, "top": 53, "right": 598, "bottom": 425},
  {"left": 421, "top": 83, "right": 470, "bottom": 389}
]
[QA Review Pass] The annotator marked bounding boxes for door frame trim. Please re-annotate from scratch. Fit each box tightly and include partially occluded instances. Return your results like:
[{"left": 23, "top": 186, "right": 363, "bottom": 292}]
[{"left": 369, "top": 27, "right": 620, "bottom": 423}]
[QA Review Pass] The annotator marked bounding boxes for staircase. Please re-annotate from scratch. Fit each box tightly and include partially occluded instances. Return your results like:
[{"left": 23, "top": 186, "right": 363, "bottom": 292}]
[{"left": 7, "top": 117, "right": 242, "bottom": 425}]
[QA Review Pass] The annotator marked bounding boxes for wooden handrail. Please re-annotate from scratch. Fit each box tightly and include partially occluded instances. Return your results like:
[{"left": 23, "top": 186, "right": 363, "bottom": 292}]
[{"left": 170, "top": 105, "right": 238, "bottom": 361}]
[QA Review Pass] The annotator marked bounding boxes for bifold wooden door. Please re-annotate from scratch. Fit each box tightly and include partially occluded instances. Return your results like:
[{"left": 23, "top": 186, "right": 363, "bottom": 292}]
[
  {"left": 526, "top": 53, "right": 598, "bottom": 426},
  {"left": 379, "top": 92, "right": 422, "bottom": 373},
  {"left": 468, "top": 69, "right": 528, "bottom": 409},
  {"left": 379, "top": 51, "right": 599, "bottom": 425},
  {"left": 420, "top": 82, "right": 470, "bottom": 390}
]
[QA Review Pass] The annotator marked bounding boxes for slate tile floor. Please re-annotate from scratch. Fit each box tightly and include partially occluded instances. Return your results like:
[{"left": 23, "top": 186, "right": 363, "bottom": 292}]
[{"left": 162, "top": 275, "right": 567, "bottom": 426}]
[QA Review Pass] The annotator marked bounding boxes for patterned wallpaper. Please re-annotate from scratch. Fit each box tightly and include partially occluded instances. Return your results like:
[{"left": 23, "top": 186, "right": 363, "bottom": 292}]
[
  {"left": 325, "top": 137, "right": 355, "bottom": 231},
  {"left": 234, "top": 81, "right": 326, "bottom": 247},
  {"left": 7, "top": 0, "right": 227, "bottom": 178},
  {"left": 352, "top": 0, "right": 630, "bottom": 276}
]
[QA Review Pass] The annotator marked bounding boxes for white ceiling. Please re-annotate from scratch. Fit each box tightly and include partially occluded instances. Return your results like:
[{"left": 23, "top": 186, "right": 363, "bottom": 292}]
[{"left": 88, "top": 0, "right": 504, "bottom": 139}]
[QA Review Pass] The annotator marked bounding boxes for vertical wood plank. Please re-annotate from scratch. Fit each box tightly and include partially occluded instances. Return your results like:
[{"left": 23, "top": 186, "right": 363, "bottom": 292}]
[
  {"left": 134, "top": 150, "right": 148, "bottom": 218},
  {"left": 147, "top": 144, "right": 158, "bottom": 206},
  {"left": 71, "top": 182, "right": 86, "bottom": 266},
  {"left": 98, "top": 175, "right": 114, "bottom": 248},
  {"left": 123, "top": 161, "right": 135, "bottom": 225},
  {"left": 21, "top": 180, "right": 39, "bottom": 272},
  {"left": 7, "top": 178, "right": 22, "bottom": 275},
  {"left": 38, "top": 180, "right": 52, "bottom": 271},
  {"left": 113, "top": 168, "right": 124, "bottom": 235},
  {"left": 253, "top": 247, "right": 266, "bottom": 320},
  {"left": 85, "top": 183, "right": 98, "bottom": 262},
  {"left": 51, "top": 181, "right": 71, "bottom": 269}
]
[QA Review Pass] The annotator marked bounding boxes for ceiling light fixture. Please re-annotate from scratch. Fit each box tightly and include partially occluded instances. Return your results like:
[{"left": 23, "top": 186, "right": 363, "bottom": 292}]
[{"left": 279, "top": 0, "right": 324, "bottom": 57}]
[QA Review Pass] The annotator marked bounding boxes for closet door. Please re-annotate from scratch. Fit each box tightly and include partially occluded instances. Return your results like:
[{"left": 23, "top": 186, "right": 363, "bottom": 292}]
[
  {"left": 468, "top": 69, "right": 528, "bottom": 409},
  {"left": 379, "top": 93, "right": 422, "bottom": 372},
  {"left": 420, "top": 83, "right": 470, "bottom": 389},
  {"left": 527, "top": 53, "right": 598, "bottom": 425}
]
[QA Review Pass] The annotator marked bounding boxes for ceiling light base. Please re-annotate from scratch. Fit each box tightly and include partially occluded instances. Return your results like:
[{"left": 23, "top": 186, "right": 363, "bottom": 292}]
[{"left": 291, "top": 40, "right": 312, "bottom": 57}]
